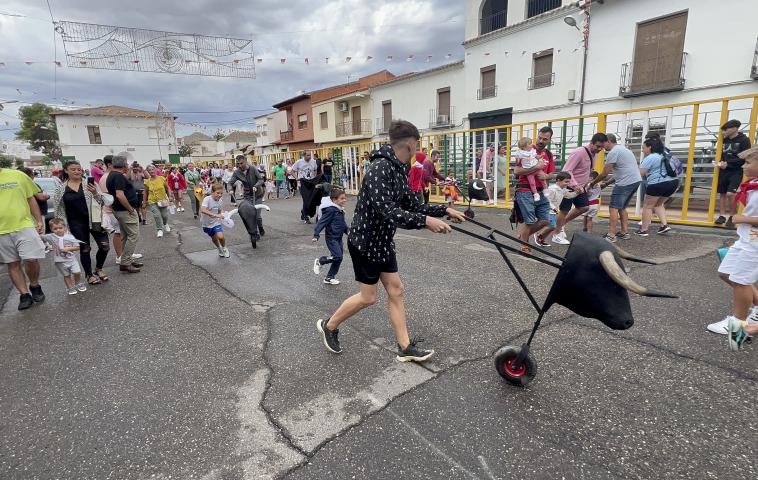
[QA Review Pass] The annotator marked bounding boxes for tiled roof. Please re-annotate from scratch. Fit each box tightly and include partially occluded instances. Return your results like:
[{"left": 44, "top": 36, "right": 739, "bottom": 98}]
[{"left": 50, "top": 105, "right": 176, "bottom": 119}]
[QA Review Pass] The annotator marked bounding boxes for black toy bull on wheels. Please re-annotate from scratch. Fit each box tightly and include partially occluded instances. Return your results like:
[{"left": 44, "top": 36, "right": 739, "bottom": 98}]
[{"left": 452, "top": 219, "right": 676, "bottom": 387}]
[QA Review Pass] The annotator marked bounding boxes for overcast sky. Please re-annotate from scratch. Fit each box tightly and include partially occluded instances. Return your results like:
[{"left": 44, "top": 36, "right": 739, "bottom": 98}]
[{"left": 0, "top": 0, "right": 465, "bottom": 141}]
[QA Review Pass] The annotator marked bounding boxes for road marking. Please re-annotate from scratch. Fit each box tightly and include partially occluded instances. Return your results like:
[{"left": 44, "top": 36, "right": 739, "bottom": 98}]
[{"left": 477, "top": 455, "right": 497, "bottom": 480}]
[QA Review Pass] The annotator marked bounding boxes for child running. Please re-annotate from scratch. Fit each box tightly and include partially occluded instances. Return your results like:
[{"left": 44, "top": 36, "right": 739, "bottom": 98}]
[
  {"left": 442, "top": 170, "right": 462, "bottom": 209},
  {"left": 200, "top": 183, "right": 230, "bottom": 258},
  {"left": 541, "top": 172, "right": 573, "bottom": 246},
  {"left": 582, "top": 171, "right": 614, "bottom": 233},
  {"left": 312, "top": 188, "right": 348, "bottom": 285},
  {"left": 515, "top": 137, "right": 544, "bottom": 201},
  {"left": 719, "top": 147, "right": 758, "bottom": 349},
  {"left": 42, "top": 218, "right": 86, "bottom": 295}
]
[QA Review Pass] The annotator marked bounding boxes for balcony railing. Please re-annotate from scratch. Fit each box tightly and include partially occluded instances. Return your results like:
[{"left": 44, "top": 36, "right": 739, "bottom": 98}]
[
  {"left": 527, "top": 0, "right": 562, "bottom": 19},
  {"left": 336, "top": 119, "right": 372, "bottom": 138},
  {"left": 478, "top": 85, "right": 498, "bottom": 100},
  {"left": 376, "top": 117, "right": 392, "bottom": 135},
  {"left": 479, "top": 10, "right": 506, "bottom": 35},
  {"left": 280, "top": 130, "right": 293, "bottom": 142},
  {"left": 752, "top": 37, "right": 758, "bottom": 80},
  {"left": 528, "top": 72, "right": 555, "bottom": 90},
  {"left": 620, "top": 52, "right": 687, "bottom": 97},
  {"left": 429, "top": 107, "right": 455, "bottom": 128}
]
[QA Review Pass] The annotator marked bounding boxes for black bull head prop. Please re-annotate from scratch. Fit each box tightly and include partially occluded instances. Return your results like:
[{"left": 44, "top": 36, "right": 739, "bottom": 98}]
[
  {"left": 450, "top": 223, "right": 677, "bottom": 331},
  {"left": 545, "top": 232, "right": 676, "bottom": 330}
]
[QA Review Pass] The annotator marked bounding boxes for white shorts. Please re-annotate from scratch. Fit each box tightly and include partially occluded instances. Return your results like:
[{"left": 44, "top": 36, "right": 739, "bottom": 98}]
[
  {"left": 718, "top": 242, "right": 758, "bottom": 285},
  {"left": 56, "top": 259, "right": 81, "bottom": 277},
  {"left": 583, "top": 204, "right": 599, "bottom": 218},
  {"left": 102, "top": 212, "right": 121, "bottom": 234},
  {"left": 0, "top": 228, "right": 46, "bottom": 263}
]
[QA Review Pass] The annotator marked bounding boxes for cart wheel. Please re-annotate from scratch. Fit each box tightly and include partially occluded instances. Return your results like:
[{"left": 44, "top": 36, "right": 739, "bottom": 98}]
[
  {"left": 494, "top": 346, "right": 537, "bottom": 387},
  {"left": 464, "top": 208, "right": 475, "bottom": 219}
]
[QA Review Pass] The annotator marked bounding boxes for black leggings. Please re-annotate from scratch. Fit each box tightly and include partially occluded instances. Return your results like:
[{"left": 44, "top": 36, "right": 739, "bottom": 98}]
[{"left": 68, "top": 219, "right": 110, "bottom": 277}]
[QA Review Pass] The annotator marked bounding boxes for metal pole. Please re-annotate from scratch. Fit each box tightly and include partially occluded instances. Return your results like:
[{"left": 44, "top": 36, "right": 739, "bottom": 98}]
[{"left": 579, "top": 8, "right": 590, "bottom": 117}]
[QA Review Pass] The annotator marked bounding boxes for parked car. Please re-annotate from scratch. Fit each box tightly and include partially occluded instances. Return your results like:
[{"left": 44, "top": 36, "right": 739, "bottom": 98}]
[{"left": 34, "top": 177, "right": 61, "bottom": 232}]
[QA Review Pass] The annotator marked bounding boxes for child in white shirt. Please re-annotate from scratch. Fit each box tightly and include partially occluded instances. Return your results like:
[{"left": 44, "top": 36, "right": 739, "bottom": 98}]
[
  {"left": 42, "top": 218, "right": 86, "bottom": 295},
  {"left": 515, "top": 137, "right": 544, "bottom": 201},
  {"left": 545, "top": 172, "right": 573, "bottom": 229}
]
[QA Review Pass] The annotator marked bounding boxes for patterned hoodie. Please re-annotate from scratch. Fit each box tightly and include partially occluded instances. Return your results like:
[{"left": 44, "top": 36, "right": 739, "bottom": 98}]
[{"left": 348, "top": 145, "right": 447, "bottom": 262}]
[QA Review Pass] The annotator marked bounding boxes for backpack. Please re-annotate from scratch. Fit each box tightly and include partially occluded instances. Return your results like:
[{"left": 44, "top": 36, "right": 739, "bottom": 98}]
[{"left": 662, "top": 150, "right": 684, "bottom": 177}]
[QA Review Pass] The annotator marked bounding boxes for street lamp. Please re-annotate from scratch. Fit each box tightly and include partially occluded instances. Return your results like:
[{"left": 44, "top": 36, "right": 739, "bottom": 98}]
[
  {"left": 563, "top": 15, "right": 579, "bottom": 30},
  {"left": 0, "top": 100, "right": 20, "bottom": 111},
  {"left": 565, "top": 6, "right": 591, "bottom": 116}
]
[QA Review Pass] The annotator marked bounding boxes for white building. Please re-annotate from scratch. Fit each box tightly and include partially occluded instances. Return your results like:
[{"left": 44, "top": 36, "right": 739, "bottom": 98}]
[
  {"left": 1, "top": 140, "right": 38, "bottom": 161},
  {"left": 51, "top": 106, "right": 177, "bottom": 170},
  {"left": 462, "top": 0, "right": 758, "bottom": 125},
  {"left": 369, "top": 61, "right": 465, "bottom": 138},
  {"left": 253, "top": 111, "right": 287, "bottom": 155}
]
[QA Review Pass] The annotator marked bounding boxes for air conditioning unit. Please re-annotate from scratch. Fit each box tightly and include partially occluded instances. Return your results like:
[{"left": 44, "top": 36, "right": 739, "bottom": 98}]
[{"left": 338, "top": 102, "right": 349, "bottom": 112}]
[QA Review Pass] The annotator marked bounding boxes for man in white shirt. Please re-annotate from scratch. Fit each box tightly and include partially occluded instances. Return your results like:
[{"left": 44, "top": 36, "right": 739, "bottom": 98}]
[{"left": 293, "top": 152, "right": 319, "bottom": 224}]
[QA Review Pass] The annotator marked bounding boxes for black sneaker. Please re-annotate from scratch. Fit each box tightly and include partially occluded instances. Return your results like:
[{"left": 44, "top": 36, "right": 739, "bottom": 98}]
[
  {"left": 725, "top": 217, "right": 735, "bottom": 229},
  {"left": 396, "top": 338, "right": 435, "bottom": 363},
  {"left": 316, "top": 319, "right": 341, "bottom": 354},
  {"left": 18, "top": 293, "right": 34, "bottom": 311},
  {"left": 657, "top": 224, "right": 671, "bottom": 234},
  {"left": 258, "top": 226, "right": 265, "bottom": 236},
  {"left": 617, "top": 232, "right": 631, "bottom": 240},
  {"left": 635, "top": 229, "right": 649, "bottom": 237},
  {"left": 304, "top": 217, "right": 312, "bottom": 224},
  {"left": 29, "top": 284, "right": 45, "bottom": 303},
  {"left": 714, "top": 215, "right": 727, "bottom": 225}
]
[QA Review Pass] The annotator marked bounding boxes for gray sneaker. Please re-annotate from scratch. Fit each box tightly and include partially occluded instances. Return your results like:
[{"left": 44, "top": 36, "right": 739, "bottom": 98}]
[
  {"left": 76, "top": 282, "right": 87, "bottom": 292},
  {"left": 617, "top": 232, "right": 631, "bottom": 240},
  {"left": 67, "top": 287, "right": 78, "bottom": 295}
]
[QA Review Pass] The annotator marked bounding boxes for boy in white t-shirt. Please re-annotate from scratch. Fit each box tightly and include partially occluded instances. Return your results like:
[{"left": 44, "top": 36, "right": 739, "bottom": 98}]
[
  {"left": 537, "top": 172, "right": 573, "bottom": 246},
  {"left": 716, "top": 147, "right": 758, "bottom": 349},
  {"left": 200, "top": 183, "right": 230, "bottom": 258}
]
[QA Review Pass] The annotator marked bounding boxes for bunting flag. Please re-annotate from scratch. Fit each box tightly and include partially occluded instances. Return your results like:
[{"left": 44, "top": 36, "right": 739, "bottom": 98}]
[
  {"left": 426, "top": 55, "right": 432, "bottom": 62},
  {"left": 257, "top": 58, "right": 262, "bottom": 63},
  {"left": 305, "top": 57, "right": 309, "bottom": 64},
  {"left": 406, "top": 54, "right": 414, "bottom": 62},
  {"left": 386, "top": 55, "right": 393, "bottom": 61},
  {"left": 446, "top": 53, "right": 453, "bottom": 59},
  {"left": 280, "top": 58, "right": 286, "bottom": 64},
  {"left": 55, "top": 61, "right": 62, "bottom": 66},
  {"left": 366, "top": 55, "right": 373, "bottom": 62},
  {"left": 345, "top": 56, "right": 351, "bottom": 63},
  {"left": 24, "top": 61, "right": 33, "bottom": 65}
]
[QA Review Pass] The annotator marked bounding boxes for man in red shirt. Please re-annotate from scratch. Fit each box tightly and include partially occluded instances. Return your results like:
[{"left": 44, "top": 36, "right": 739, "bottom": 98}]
[{"left": 514, "top": 127, "right": 556, "bottom": 250}]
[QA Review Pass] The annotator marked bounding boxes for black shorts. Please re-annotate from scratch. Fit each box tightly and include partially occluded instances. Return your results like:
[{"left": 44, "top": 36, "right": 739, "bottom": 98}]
[
  {"left": 348, "top": 241, "right": 398, "bottom": 285},
  {"left": 559, "top": 191, "right": 589, "bottom": 212},
  {"left": 645, "top": 179, "right": 679, "bottom": 197},
  {"left": 717, "top": 169, "right": 743, "bottom": 194}
]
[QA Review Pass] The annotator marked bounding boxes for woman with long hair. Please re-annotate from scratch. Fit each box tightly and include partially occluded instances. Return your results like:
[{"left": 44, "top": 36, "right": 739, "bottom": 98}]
[
  {"left": 637, "top": 137, "right": 679, "bottom": 236},
  {"left": 144, "top": 165, "right": 172, "bottom": 237},
  {"left": 51, "top": 160, "right": 110, "bottom": 285}
]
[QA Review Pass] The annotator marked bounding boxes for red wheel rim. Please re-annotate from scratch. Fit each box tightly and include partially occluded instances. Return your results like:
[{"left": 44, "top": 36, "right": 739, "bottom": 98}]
[{"left": 503, "top": 356, "right": 526, "bottom": 377}]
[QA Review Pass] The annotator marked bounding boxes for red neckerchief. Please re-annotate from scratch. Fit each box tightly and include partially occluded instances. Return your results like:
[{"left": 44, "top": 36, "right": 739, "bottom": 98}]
[{"left": 734, "top": 178, "right": 758, "bottom": 207}]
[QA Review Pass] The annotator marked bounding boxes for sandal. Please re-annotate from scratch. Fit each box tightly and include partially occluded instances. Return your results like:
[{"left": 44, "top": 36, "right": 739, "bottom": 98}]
[
  {"left": 87, "top": 275, "right": 102, "bottom": 285},
  {"left": 95, "top": 270, "right": 109, "bottom": 282}
]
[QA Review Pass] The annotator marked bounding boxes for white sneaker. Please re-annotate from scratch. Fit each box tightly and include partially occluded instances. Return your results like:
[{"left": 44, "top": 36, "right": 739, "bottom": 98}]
[
  {"left": 488, "top": 200, "right": 495, "bottom": 205},
  {"left": 132, "top": 253, "right": 143, "bottom": 260},
  {"left": 223, "top": 247, "right": 230, "bottom": 258},
  {"left": 115, "top": 256, "right": 121, "bottom": 265},
  {"left": 323, "top": 278, "right": 340, "bottom": 285},
  {"left": 157, "top": 230, "right": 164, "bottom": 238},
  {"left": 709, "top": 313, "right": 758, "bottom": 335},
  {"left": 552, "top": 235, "right": 570, "bottom": 245},
  {"left": 218, "top": 247, "right": 224, "bottom": 257},
  {"left": 164, "top": 224, "right": 171, "bottom": 233},
  {"left": 313, "top": 258, "right": 321, "bottom": 275}
]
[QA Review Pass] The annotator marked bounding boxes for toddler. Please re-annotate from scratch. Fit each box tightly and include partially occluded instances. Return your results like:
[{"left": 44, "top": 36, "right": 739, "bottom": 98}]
[
  {"left": 42, "top": 218, "right": 86, "bottom": 295},
  {"left": 443, "top": 170, "right": 462, "bottom": 208},
  {"left": 583, "top": 171, "right": 615, "bottom": 233},
  {"left": 515, "top": 137, "right": 544, "bottom": 201}
]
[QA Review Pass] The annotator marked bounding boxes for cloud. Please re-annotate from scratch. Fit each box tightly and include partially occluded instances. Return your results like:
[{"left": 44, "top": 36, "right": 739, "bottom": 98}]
[{"left": 0, "top": 0, "right": 464, "bottom": 139}]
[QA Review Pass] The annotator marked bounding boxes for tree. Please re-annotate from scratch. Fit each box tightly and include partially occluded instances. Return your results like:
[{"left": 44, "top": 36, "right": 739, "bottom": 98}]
[
  {"left": 0, "top": 154, "right": 13, "bottom": 169},
  {"left": 213, "top": 131, "right": 225, "bottom": 142},
  {"left": 178, "top": 144, "right": 196, "bottom": 157},
  {"left": 15, "top": 158, "right": 24, "bottom": 168},
  {"left": 16, "top": 103, "right": 60, "bottom": 162}
]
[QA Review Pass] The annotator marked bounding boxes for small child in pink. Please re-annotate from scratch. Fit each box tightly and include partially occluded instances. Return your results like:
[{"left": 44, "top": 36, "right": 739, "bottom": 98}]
[{"left": 514, "top": 137, "right": 545, "bottom": 201}]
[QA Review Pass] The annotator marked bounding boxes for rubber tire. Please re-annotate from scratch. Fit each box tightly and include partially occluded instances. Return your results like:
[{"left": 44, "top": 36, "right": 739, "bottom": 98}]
[{"left": 494, "top": 345, "right": 537, "bottom": 387}]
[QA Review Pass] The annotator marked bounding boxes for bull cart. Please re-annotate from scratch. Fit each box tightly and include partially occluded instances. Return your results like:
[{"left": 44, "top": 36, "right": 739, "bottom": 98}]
[{"left": 451, "top": 218, "right": 676, "bottom": 387}]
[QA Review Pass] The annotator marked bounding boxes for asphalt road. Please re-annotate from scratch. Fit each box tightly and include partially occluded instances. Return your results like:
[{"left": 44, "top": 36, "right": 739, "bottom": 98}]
[{"left": 1, "top": 192, "right": 755, "bottom": 479}]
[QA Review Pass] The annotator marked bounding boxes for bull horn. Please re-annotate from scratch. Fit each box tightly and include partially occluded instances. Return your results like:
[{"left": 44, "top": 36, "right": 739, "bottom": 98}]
[
  {"left": 598, "top": 251, "right": 677, "bottom": 298},
  {"left": 613, "top": 245, "right": 657, "bottom": 265},
  {"left": 254, "top": 204, "right": 271, "bottom": 211}
]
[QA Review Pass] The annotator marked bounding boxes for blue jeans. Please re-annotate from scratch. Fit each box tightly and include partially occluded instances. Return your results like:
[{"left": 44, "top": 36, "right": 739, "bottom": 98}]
[
  {"left": 610, "top": 182, "right": 641, "bottom": 209},
  {"left": 319, "top": 237, "right": 343, "bottom": 279},
  {"left": 515, "top": 191, "right": 550, "bottom": 225},
  {"left": 275, "top": 180, "right": 287, "bottom": 197}
]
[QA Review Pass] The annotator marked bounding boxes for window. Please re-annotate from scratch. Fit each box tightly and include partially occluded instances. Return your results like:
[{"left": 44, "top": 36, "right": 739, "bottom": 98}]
[
  {"left": 530, "top": 49, "right": 554, "bottom": 89},
  {"left": 87, "top": 125, "right": 102, "bottom": 144},
  {"left": 479, "top": 65, "right": 497, "bottom": 99},
  {"left": 527, "top": 0, "right": 561, "bottom": 18},
  {"left": 320, "top": 112, "right": 328, "bottom": 129},
  {"left": 297, "top": 114, "right": 307, "bottom": 129},
  {"left": 382, "top": 101, "right": 392, "bottom": 133},
  {"left": 480, "top": 0, "right": 508, "bottom": 35},
  {"left": 627, "top": 11, "right": 688, "bottom": 95}
]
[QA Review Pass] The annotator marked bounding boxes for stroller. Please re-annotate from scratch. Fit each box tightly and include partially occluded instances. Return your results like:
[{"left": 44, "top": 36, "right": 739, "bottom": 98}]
[{"left": 451, "top": 218, "right": 676, "bottom": 387}]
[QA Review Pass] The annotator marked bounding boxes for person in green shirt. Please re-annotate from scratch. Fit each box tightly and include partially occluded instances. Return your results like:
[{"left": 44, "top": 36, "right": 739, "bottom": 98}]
[
  {"left": 184, "top": 162, "right": 202, "bottom": 219},
  {"left": 272, "top": 159, "right": 288, "bottom": 199},
  {"left": 0, "top": 167, "right": 47, "bottom": 310}
]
